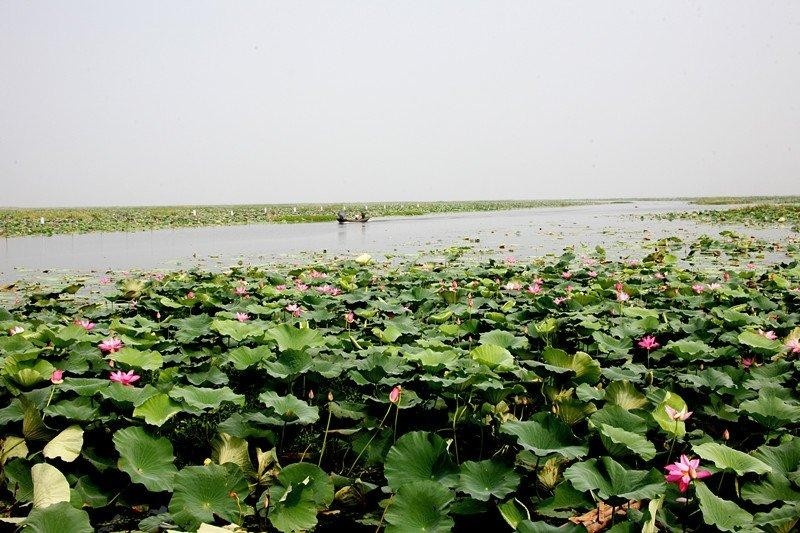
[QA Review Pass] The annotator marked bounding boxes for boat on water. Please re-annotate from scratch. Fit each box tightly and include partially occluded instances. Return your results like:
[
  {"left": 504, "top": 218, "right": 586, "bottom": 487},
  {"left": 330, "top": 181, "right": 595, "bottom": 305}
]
[{"left": 337, "top": 210, "right": 370, "bottom": 223}]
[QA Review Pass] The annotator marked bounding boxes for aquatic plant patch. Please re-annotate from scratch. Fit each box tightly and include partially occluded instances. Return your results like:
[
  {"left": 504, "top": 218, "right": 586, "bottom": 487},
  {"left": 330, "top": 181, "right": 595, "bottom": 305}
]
[{"left": 1, "top": 239, "right": 800, "bottom": 531}]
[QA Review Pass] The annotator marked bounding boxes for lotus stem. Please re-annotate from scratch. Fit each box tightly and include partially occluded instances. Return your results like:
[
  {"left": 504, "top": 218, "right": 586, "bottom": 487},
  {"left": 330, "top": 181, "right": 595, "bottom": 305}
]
[
  {"left": 452, "top": 395, "right": 460, "bottom": 463},
  {"left": 318, "top": 402, "right": 333, "bottom": 467},
  {"left": 346, "top": 404, "right": 392, "bottom": 476}
]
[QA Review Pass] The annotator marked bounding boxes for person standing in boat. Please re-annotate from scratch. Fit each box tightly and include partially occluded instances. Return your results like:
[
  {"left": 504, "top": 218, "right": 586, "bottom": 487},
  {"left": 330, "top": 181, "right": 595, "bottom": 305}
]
[{"left": 337, "top": 210, "right": 346, "bottom": 222}]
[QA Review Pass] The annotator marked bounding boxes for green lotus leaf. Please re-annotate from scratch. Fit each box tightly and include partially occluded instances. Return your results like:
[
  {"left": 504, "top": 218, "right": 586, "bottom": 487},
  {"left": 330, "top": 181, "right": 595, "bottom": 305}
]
[
  {"left": 44, "top": 397, "right": 100, "bottom": 421},
  {"left": 479, "top": 330, "right": 528, "bottom": 350},
  {"left": 385, "top": 480, "right": 454, "bottom": 533},
  {"left": 267, "top": 324, "right": 324, "bottom": 351},
  {"left": 1, "top": 436, "right": 28, "bottom": 465},
  {"left": 652, "top": 391, "right": 689, "bottom": 437},
  {"left": 22, "top": 501, "right": 93, "bottom": 533},
  {"left": 268, "top": 463, "right": 334, "bottom": 533},
  {"left": 172, "top": 314, "right": 213, "bottom": 343},
  {"left": 592, "top": 331, "right": 632, "bottom": 355},
  {"left": 500, "top": 414, "right": 588, "bottom": 459},
  {"left": 42, "top": 425, "right": 83, "bottom": 463},
  {"left": 224, "top": 346, "right": 272, "bottom": 370},
  {"left": 666, "top": 339, "right": 714, "bottom": 360},
  {"left": 692, "top": 442, "right": 772, "bottom": 476},
  {"left": 169, "top": 463, "right": 250, "bottom": 531},
  {"left": 516, "top": 520, "right": 584, "bottom": 533},
  {"left": 132, "top": 393, "right": 182, "bottom": 427},
  {"left": 264, "top": 350, "right": 313, "bottom": 378},
  {"left": 598, "top": 424, "right": 656, "bottom": 461},
  {"left": 212, "top": 432, "right": 252, "bottom": 473},
  {"left": 457, "top": 460, "right": 520, "bottom": 501},
  {"left": 738, "top": 330, "right": 783, "bottom": 353},
  {"left": 31, "top": 463, "right": 70, "bottom": 509},
  {"left": 406, "top": 348, "right": 460, "bottom": 369},
  {"left": 101, "top": 383, "right": 158, "bottom": 405},
  {"left": 211, "top": 319, "right": 263, "bottom": 342},
  {"left": 57, "top": 378, "right": 109, "bottom": 397},
  {"left": 470, "top": 344, "right": 515, "bottom": 371},
  {"left": 563, "top": 456, "right": 665, "bottom": 501},
  {"left": 107, "top": 348, "right": 163, "bottom": 370},
  {"left": 259, "top": 391, "right": 319, "bottom": 424},
  {"left": 169, "top": 386, "right": 245, "bottom": 412},
  {"left": 604, "top": 380, "right": 648, "bottom": 410},
  {"left": 73, "top": 476, "right": 108, "bottom": 508},
  {"left": 113, "top": 426, "right": 177, "bottom": 492},
  {"left": 740, "top": 387, "right": 800, "bottom": 425},
  {"left": 384, "top": 431, "right": 458, "bottom": 490},
  {"left": 695, "top": 482, "right": 753, "bottom": 532},
  {"left": 541, "top": 347, "right": 601, "bottom": 384}
]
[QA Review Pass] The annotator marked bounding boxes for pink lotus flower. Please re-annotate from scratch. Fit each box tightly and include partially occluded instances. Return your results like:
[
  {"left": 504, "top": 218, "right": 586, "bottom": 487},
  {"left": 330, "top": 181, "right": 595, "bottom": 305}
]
[
  {"left": 746, "top": 262, "right": 756, "bottom": 270},
  {"left": 50, "top": 370, "right": 64, "bottom": 385},
  {"left": 614, "top": 282, "right": 624, "bottom": 292},
  {"left": 707, "top": 283, "right": 722, "bottom": 291},
  {"left": 638, "top": 336, "right": 660, "bottom": 351},
  {"left": 308, "top": 270, "right": 327, "bottom": 279},
  {"left": 665, "top": 405, "right": 692, "bottom": 421},
  {"left": 759, "top": 330, "right": 778, "bottom": 340},
  {"left": 235, "top": 285, "right": 248, "bottom": 296},
  {"left": 109, "top": 370, "right": 140, "bottom": 387},
  {"left": 616, "top": 291, "right": 630, "bottom": 302},
  {"left": 389, "top": 386, "right": 402, "bottom": 404},
  {"left": 665, "top": 455, "right": 711, "bottom": 493},
  {"left": 275, "top": 284, "right": 287, "bottom": 291},
  {"left": 345, "top": 311, "right": 355, "bottom": 324},
  {"left": 467, "top": 295, "right": 474, "bottom": 308},
  {"left": 742, "top": 357, "right": 755, "bottom": 369},
  {"left": 186, "top": 291, "right": 195, "bottom": 299},
  {"left": 294, "top": 282, "right": 309, "bottom": 292},
  {"left": 582, "top": 257, "right": 598, "bottom": 266},
  {"left": 692, "top": 284, "right": 705, "bottom": 294},
  {"left": 285, "top": 303, "right": 302, "bottom": 317},
  {"left": 654, "top": 272, "right": 666, "bottom": 280},
  {"left": 562, "top": 271, "right": 572, "bottom": 279},
  {"left": 628, "top": 259, "right": 639, "bottom": 267},
  {"left": 153, "top": 272, "right": 165, "bottom": 282},
  {"left": 504, "top": 255, "right": 517, "bottom": 265},
  {"left": 588, "top": 271, "right": 598, "bottom": 278},
  {"left": 75, "top": 319, "right": 95, "bottom": 331},
  {"left": 99, "top": 276, "right": 111, "bottom": 285},
  {"left": 527, "top": 283, "right": 542, "bottom": 295},
  {"left": 99, "top": 337, "right": 123, "bottom": 353},
  {"left": 235, "top": 312, "right": 250, "bottom": 322},
  {"left": 554, "top": 296, "right": 569, "bottom": 305},
  {"left": 786, "top": 339, "right": 800, "bottom": 354},
  {"left": 316, "top": 284, "right": 342, "bottom": 296},
  {"left": 9, "top": 326, "right": 24, "bottom": 335},
  {"left": 504, "top": 281, "right": 522, "bottom": 291},
  {"left": 723, "top": 272, "right": 731, "bottom": 282}
]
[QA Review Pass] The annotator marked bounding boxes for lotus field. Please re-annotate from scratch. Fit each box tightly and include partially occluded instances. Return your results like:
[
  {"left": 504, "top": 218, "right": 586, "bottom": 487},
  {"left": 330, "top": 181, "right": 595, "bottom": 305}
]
[{"left": 2, "top": 237, "right": 800, "bottom": 532}]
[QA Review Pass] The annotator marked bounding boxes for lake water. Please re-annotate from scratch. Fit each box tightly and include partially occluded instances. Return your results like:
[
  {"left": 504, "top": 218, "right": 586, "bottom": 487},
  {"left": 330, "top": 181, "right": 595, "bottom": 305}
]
[{"left": 0, "top": 201, "right": 793, "bottom": 283}]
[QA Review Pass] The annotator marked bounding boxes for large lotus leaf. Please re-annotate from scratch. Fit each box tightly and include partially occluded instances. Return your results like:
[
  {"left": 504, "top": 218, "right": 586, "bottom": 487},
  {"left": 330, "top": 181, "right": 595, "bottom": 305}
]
[
  {"left": 592, "top": 331, "right": 632, "bottom": 355},
  {"left": 604, "top": 380, "right": 648, "bottom": 410},
  {"left": 384, "top": 431, "right": 458, "bottom": 490},
  {"left": 53, "top": 324, "right": 92, "bottom": 346},
  {"left": 517, "top": 521, "right": 584, "bottom": 533},
  {"left": 742, "top": 473, "right": 800, "bottom": 505},
  {"left": 100, "top": 383, "right": 158, "bottom": 405},
  {"left": 108, "top": 348, "right": 163, "bottom": 370},
  {"left": 695, "top": 482, "right": 753, "bottom": 532},
  {"left": 212, "top": 432, "right": 252, "bottom": 473},
  {"left": 259, "top": 391, "right": 319, "bottom": 425},
  {"left": 479, "top": 330, "right": 528, "bottom": 350},
  {"left": 267, "top": 324, "right": 324, "bottom": 351},
  {"left": 598, "top": 424, "right": 656, "bottom": 461},
  {"left": 113, "top": 426, "right": 177, "bottom": 492},
  {"left": 457, "top": 459, "right": 520, "bottom": 501},
  {"left": 31, "top": 463, "right": 70, "bottom": 508},
  {"left": 169, "top": 386, "right": 244, "bottom": 412},
  {"left": 268, "top": 463, "right": 334, "bottom": 533},
  {"left": 372, "top": 324, "right": 402, "bottom": 343},
  {"left": 677, "top": 368, "right": 734, "bottom": 391},
  {"left": 224, "top": 346, "right": 272, "bottom": 370},
  {"left": 42, "top": 425, "right": 83, "bottom": 462},
  {"left": 169, "top": 464, "right": 250, "bottom": 530},
  {"left": 57, "top": 378, "right": 109, "bottom": 397},
  {"left": 22, "top": 501, "right": 93, "bottom": 533},
  {"left": 652, "top": 391, "right": 689, "bottom": 437},
  {"left": 1, "top": 436, "right": 28, "bottom": 465},
  {"left": 500, "top": 414, "right": 588, "bottom": 459},
  {"left": 540, "top": 348, "right": 601, "bottom": 384},
  {"left": 172, "top": 314, "right": 213, "bottom": 343},
  {"left": 666, "top": 339, "right": 714, "bottom": 360},
  {"left": 751, "top": 503, "right": 800, "bottom": 531},
  {"left": 751, "top": 437, "right": 800, "bottom": 476},
  {"left": 73, "top": 476, "right": 108, "bottom": 508},
  {"left": 44, "top": 397, "right": 100, "bottom": 421},
  {"left": 385, "top": 480, "right": 454, "bottom": 533},
  {"left": 740, "top": 388, "right": 800, "bottom": 425},
  {"left": 563, "top": 457, "right": 665, "bottom": 501},
  {"left": 738, "top": 330, "right": 783, "bottom": 353},
  {"left": 406, "top": 348, "right": 460, "bottom": 369},
  {"left": 470, "top": 344, "right": 515, "bottom": 371},
  {"left": 132, "top": 393, "right": 182, "bottom": 427},
  {"left": 211, "top": 319, "right": 263, "bottom": 342},
  {"left": 693, "top": 442, "right": 772, "bottom": 476}
]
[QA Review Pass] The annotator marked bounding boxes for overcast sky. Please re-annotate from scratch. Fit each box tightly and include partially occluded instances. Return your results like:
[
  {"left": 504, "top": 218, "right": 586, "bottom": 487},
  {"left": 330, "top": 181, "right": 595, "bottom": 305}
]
[{"left": 1, "top": 1, "right": 798, "bottom": 207}]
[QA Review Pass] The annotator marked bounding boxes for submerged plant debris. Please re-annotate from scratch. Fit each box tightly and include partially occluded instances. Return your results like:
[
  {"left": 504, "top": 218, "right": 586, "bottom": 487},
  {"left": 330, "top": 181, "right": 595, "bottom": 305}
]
[{"left": 1, "top": 234, "right": 800, "bottom": 532}]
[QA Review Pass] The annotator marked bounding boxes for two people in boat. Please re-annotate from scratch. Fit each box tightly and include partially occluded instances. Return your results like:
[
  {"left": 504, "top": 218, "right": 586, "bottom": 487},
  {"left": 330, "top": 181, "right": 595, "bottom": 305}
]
[{"left": 337, "top": 210, "right": 368, "bottom": 222}]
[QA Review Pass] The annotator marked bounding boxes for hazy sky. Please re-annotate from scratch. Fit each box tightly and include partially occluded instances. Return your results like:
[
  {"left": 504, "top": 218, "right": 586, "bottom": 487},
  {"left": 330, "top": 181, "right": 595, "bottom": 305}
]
[{"left": 1, "top": 1, "right": 798, "bottom": 207}]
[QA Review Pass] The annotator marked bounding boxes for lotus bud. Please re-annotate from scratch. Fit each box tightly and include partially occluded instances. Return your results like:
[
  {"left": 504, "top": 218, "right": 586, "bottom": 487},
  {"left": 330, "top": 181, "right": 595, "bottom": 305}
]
[
  {"left": 389, "top": 386, "right": 402, "bottom": 404},
  {"left": 723, "top": 429, "right": 730, "bottom": 441},
  {"left": 50, "top": 370, "right": 64, "bottom": 385},
  {"left": 328, "top": 391, "right": 334, "bottom": 402},
  {"left": 646, "top": 371, "right": 654, "bottom": 386},
  {"left": 308, "top": 390, "right": 315, "bottom": 400}
]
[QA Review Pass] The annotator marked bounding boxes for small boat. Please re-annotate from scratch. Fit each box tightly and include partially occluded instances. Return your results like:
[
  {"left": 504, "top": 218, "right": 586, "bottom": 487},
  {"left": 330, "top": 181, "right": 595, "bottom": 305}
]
[{"left": 337, "top": 216, "right": 370, "bottom": 224}]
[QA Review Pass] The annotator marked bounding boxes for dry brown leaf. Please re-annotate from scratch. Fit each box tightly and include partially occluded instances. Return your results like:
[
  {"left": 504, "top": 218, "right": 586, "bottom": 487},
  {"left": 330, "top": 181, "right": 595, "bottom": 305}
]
[{"left": 568, "top": 500, "right": 641, "bottom": 533}]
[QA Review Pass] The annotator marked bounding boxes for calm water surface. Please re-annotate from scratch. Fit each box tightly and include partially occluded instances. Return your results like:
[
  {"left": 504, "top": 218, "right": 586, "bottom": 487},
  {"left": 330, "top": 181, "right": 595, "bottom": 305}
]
[{"left": 1, "top": 201, "right": 793, "bottom": 283}]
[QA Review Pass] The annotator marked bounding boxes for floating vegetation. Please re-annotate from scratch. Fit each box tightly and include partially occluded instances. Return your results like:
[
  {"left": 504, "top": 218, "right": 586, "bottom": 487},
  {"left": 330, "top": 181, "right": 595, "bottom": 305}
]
[
  {"left": 653, "top": 203, "right": 800, "bottom": 230},
  {"left": 1, "top": 237, "right": 799, "bottom": 531}
]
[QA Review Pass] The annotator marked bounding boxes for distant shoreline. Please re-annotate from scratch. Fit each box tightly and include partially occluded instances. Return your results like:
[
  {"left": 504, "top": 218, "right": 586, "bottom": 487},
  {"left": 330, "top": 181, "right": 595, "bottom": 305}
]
[{"left": 1, "top": 196, "right": 798, "bottom": 237}]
